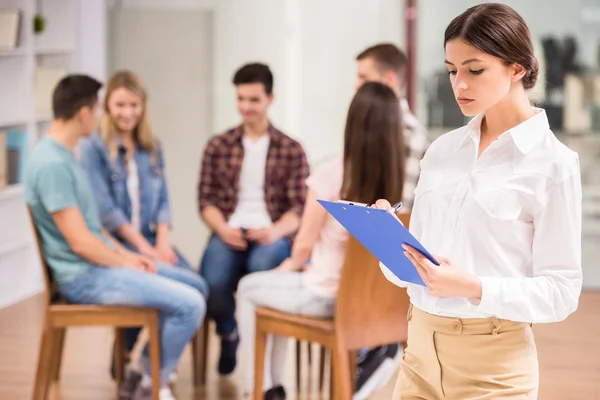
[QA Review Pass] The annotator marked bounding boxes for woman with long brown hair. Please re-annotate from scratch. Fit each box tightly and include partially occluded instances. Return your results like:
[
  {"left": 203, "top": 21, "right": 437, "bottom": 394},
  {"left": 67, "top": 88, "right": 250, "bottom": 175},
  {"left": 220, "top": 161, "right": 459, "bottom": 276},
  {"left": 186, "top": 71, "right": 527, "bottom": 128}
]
[
  {"left": 236, "top": 81, "right": 406, "bottom": 399},
  {"left": 79, "top": 70, "right": 208, "bottom": 400}
]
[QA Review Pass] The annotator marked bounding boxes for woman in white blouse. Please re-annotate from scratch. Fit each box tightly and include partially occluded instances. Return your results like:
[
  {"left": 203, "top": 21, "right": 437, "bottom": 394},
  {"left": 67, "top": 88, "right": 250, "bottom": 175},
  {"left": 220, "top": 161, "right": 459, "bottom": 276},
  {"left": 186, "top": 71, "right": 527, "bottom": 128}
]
[{"left": 376, "top": 4, "right": 582, "bottom": 399}]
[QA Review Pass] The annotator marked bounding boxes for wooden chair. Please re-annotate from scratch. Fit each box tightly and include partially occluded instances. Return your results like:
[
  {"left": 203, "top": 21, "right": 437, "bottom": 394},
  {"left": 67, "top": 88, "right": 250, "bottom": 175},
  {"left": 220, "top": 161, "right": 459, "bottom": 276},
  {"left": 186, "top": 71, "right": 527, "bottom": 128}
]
[
  {"left": 253, "top": 213, "right": 412, "bottom": 400},
  {"left": 28, "top": 209, "right": 204, "bottom": 399},
  {"left": 196, "top": 305, "right": 311, "bottom": 387}
]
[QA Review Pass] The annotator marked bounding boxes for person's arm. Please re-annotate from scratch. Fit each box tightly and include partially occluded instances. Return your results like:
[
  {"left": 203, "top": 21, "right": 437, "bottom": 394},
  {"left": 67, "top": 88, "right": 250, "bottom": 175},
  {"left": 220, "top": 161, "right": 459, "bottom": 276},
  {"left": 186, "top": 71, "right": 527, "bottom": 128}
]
[
  {"left": 152, "top": 145, "right": 178, "bottom": 262},
  {"left": 79, "top": 139, "right": 154, "bottom": 254},
  {"left": 198, "top": 137, "right": 228, "bottom": 234},
  {"left": 272, "top": 144, "right": 310, "bottom": 239},
  {"left": 52, "top": 207, "right": 126, "bottom": 266},
  {"left": 35, "top": 161, "right": 131, "bottom": 268},
  {"left": 282, "top": 188, "right": 329, "bottom": 270},
  {"left": 473, "top": 173, "right": 583, "bottom": 323}
]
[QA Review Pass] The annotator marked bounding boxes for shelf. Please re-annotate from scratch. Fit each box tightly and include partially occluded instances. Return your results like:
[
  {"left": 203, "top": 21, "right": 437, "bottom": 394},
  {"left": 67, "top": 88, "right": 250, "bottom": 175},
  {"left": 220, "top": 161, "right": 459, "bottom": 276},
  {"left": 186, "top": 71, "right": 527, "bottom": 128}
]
[
  {"left": 0, "top": 117, "right": 29, "bottom": 129},
  {"left": 0, "top": 184, "right": 24, "bottom": 202},
  {"left": 0, "top": 48, "right": 31, "bottom": 57},
  {"left": 0, "top": 238, "right": 32, "bottom": 258}
]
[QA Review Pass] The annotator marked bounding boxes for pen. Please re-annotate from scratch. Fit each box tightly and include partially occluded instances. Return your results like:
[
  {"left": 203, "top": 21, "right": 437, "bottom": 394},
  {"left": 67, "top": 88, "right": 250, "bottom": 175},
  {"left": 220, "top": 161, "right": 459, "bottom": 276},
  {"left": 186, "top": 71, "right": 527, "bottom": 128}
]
[{"left": 391, "top": 201, "right": 403, "bottom": 212}]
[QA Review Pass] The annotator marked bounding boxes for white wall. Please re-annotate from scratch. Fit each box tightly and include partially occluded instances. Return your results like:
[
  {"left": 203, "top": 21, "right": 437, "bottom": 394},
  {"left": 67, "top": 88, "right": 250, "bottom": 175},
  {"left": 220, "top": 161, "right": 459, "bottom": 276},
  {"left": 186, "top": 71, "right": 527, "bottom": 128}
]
[
  {"left": 213, "top": 0, "right": 403, "bottom": 166},
  {"left": 75, "top": 0, "right": 108, "bottom": 82},
  {"left": 114, "top": 1, "right": 403, "bottom": 166}
]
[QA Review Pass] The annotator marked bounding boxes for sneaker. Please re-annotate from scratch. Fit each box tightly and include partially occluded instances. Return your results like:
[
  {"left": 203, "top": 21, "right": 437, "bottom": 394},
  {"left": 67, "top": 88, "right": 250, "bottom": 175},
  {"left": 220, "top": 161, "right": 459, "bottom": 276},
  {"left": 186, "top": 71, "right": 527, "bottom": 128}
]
[
  {"left": 119, "top": 369, "right": 143, "bottom": 399},
  {"left": 218, "top": 336, "right": 239, "bottom": 375},
  {"left": 133, "top": 376, "right": 177, "bottom": 400},
  {"left": 264, "top": 385, "right": 286, "bottom": 400},
  {"left": 353, "top": 344, "right": 402, "bottom": 400}
]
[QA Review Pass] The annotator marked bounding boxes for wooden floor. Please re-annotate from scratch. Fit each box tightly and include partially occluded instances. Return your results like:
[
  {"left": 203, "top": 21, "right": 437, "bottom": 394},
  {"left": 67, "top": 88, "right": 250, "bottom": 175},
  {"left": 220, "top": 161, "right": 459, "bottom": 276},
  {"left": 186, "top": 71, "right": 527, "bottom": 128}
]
[{"left": 1, "top": 292, "right": 599, "bottom": 400}]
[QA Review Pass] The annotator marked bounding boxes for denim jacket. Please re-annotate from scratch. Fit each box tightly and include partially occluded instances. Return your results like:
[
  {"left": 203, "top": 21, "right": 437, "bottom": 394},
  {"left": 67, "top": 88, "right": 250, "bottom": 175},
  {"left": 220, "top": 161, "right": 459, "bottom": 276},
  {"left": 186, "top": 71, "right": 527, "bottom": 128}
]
[{"left": 78, "top": 132, "right": 171, "bottom": 242}]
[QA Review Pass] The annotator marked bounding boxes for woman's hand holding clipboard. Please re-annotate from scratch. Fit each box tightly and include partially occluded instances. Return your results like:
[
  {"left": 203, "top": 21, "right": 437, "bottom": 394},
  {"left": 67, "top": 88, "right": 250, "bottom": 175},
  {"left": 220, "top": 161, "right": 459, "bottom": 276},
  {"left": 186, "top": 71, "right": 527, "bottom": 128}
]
[{"left": 371, "top": 199, "right": 483, "bottom": 300}]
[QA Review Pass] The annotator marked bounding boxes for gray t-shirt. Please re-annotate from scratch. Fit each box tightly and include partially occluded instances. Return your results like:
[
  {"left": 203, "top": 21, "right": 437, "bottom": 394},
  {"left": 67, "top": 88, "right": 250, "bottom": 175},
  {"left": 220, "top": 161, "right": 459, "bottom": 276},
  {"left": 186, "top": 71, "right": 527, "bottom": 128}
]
[{"left": 24, "top": 137, "right": 112, "bottom": 284}]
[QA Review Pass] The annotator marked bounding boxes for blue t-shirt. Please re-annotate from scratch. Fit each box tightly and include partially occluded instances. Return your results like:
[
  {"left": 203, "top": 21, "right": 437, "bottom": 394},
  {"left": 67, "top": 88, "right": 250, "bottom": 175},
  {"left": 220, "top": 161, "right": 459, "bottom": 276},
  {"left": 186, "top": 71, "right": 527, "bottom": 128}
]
[{"left": 24, "top": 137, "right": 112, "bottom": 284}]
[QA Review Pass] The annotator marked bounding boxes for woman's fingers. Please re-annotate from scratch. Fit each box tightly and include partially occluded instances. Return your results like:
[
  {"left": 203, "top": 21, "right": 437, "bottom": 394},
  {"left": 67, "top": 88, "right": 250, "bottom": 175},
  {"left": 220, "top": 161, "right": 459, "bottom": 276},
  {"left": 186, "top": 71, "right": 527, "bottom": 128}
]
[
  {"left": 373, "top": 199, "right": 392, "bottom": 210},
  {"left": 405, "top": 250, "right": 429, "bottom": 286}
]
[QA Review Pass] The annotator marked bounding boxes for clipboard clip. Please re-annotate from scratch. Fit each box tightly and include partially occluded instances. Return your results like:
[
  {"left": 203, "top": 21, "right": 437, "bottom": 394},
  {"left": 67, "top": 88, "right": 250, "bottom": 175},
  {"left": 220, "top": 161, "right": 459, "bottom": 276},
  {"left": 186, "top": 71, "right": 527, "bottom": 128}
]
[{"left": 391, "top": 201, "right": 403, "bottom": 213}]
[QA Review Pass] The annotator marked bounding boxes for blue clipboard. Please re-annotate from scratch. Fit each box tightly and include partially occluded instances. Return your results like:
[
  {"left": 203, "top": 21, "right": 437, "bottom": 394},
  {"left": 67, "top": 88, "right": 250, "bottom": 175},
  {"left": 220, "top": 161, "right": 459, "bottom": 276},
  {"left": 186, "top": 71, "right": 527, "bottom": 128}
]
[{"left": 318, "top": 200, "right": 439, "bottom": 286}]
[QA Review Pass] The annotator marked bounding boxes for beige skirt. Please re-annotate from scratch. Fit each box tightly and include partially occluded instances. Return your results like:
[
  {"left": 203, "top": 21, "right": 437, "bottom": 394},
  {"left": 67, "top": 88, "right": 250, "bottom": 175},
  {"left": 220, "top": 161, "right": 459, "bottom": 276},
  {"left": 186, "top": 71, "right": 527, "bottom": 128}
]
[{"left": 393, "top": 304, "right": 539, "bottom": 400}]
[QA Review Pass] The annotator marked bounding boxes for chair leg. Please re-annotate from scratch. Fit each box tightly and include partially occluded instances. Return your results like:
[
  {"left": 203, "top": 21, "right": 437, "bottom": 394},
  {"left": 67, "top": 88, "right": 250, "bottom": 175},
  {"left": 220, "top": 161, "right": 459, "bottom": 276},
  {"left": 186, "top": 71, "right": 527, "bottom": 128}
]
[
  {"left": 329, "top": 348, "right": 335, "bottom": 400},
  {"left": 307, "top": 341, "right": 313, "bottom": 389},
  {"left": 349, "top": 350, "right": 357, "bottom": 394},
  {"left": 114, "top": 328, "right": 125, "bottom": 385},
  {"left": 332, "top": 342, "right": 352, "bottom": 400},
  {"left": 191, "top": 326, "right": 204, "bottom": 387},
  {"left": 199, "top": 318, "right": 210, "bottom": 386},
  {"left": 148, "top": 316, "right": 161, "bottom": 400},
  {"left": 32, "top": 323, "right": 54, "bottom": 400},
  {"left": 50, "top": 327, "right": 66, "bottom": 382},
  {"left": 253, "top": 324, "right": 268, "bottom": 400},
  {"left": 295, "top": 339, "right": 301, "bottom": 395},
  {"left": 318, "top": 345, "right": 327, "bottom": 393}
]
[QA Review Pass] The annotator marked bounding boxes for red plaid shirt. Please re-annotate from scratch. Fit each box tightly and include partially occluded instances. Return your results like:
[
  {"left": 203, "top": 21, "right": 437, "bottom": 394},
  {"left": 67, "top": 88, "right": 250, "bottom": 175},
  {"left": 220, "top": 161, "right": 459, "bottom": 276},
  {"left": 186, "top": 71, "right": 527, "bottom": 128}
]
[{"left": 197, "top": 124, "right": 309, "bottom": 224}]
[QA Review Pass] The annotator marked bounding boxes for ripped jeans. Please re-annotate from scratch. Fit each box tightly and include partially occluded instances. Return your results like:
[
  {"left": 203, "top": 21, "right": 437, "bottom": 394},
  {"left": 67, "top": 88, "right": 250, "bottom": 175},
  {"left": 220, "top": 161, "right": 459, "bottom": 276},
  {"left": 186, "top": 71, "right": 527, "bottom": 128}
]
[{"left": 58, "top": 263, "right": 207, "bottom": 385}]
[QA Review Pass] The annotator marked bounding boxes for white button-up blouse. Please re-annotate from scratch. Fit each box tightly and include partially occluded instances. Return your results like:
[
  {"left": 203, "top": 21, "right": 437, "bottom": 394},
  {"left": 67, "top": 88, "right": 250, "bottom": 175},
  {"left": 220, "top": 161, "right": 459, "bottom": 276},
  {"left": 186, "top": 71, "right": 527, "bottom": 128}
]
[{"left": 381, "top": 108, "right": 583, "bottom": 323}]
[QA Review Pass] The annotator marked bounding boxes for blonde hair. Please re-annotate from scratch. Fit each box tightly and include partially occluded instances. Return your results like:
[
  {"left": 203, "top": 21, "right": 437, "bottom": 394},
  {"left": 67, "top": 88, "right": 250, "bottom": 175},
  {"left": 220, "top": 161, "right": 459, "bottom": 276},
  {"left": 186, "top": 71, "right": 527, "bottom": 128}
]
[{"left": 99, "top": 70, "right": 156, "bottom": 163}]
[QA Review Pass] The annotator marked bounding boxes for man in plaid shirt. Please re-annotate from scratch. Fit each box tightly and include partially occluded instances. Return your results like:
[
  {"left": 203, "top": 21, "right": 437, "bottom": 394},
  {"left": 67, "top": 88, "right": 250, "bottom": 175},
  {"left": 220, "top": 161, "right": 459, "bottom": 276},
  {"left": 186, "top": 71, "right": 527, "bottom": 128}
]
[
  {"left": 353, "top": 43, "right": 430, "bottom": 400},
  {"left": 197, "top": 63, "right": 309, "bottom": 376}
]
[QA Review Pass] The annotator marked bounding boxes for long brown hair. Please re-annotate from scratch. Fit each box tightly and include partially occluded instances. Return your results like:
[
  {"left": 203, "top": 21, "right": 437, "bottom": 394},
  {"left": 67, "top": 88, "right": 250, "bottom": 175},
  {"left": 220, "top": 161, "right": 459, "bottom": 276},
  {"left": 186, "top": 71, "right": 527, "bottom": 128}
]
[
  {"left": 340, "top": 82, "right": 405, "bottom": 205},
  {"left": 444, "top": 3, "right": 539, "bottom": 90},
  {"left": 99, "top": 70, "right": 156, "bottom": 163}
]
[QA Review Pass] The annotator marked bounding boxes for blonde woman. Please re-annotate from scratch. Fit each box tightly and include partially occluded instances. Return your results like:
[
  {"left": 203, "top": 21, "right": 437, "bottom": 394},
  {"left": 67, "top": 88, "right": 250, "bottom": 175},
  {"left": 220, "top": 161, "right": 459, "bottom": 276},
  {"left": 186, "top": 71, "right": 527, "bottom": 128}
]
[{"left": 79, "top": 70, "right": 208, "bottom": 400}]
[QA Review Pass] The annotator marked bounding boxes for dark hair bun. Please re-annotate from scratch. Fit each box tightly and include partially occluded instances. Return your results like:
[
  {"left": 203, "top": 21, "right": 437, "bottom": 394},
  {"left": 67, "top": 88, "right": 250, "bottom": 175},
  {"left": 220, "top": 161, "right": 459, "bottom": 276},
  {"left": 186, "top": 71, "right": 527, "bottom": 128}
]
[{"left": 523, "top": 56, "right": 539, "bottom": 90}]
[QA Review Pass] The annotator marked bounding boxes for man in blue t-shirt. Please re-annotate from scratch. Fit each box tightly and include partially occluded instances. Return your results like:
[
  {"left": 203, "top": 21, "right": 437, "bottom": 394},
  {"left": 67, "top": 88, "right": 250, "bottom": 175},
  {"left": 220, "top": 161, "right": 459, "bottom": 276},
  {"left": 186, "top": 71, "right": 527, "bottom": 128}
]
[{"left": 25, "top": 74, "right": 206, "bottom": 400}]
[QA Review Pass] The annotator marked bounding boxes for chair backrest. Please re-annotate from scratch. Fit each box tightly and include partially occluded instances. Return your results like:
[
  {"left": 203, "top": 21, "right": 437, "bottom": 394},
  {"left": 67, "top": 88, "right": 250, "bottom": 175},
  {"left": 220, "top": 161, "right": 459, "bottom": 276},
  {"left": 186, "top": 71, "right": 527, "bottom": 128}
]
[
  {"left": 27, "top": 207, "right": 58, "bottom": 305},
  {"left": 334, "top": 212, "right": 411, "bottom": 350}
]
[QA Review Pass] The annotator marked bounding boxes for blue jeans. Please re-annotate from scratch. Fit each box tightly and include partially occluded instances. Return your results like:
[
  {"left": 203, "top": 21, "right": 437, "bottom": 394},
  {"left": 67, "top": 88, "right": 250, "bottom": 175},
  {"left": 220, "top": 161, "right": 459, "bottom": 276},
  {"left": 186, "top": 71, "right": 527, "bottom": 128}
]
[
  {"left": 59, "top": 262, "right": 207, "bottom": 385},
  {"left": 119, "top": 247, "right": 207, "bottom": 353},
  {"left": 199, "top": 235, "right": 291, "bottom": 335}
]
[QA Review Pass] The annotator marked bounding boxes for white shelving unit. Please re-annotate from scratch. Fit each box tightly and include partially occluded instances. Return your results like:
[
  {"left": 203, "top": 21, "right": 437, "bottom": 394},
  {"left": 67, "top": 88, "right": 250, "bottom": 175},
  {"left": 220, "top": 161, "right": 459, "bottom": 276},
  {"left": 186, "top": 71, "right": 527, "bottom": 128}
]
[{"left": 0, "top": 0, "right": 105, "bottom": 309}]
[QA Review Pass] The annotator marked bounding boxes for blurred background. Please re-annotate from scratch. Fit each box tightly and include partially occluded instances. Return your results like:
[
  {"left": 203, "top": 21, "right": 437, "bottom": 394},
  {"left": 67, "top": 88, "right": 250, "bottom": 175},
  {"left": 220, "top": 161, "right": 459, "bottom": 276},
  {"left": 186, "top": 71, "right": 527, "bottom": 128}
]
[{"left": 0, "top": 0, "right": 599, "bottom": 399}]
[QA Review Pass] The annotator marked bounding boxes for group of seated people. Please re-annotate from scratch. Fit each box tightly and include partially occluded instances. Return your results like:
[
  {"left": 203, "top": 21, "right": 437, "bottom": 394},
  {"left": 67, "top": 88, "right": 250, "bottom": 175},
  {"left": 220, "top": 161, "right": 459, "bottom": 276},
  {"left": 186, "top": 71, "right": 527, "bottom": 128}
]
[{"left": 24, "top": 42, "right": 429, "bottom": 400}]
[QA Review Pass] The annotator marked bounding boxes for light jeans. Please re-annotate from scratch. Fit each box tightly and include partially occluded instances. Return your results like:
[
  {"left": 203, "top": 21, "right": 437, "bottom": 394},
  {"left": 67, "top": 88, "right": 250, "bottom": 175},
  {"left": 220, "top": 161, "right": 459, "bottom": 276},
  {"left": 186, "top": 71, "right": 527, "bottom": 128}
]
[
  {"left": 237, "top": 270, "right": 336, "bottom": 393},
  {"left": 58, "top": 262, "right": 206, "bottom": 385}
]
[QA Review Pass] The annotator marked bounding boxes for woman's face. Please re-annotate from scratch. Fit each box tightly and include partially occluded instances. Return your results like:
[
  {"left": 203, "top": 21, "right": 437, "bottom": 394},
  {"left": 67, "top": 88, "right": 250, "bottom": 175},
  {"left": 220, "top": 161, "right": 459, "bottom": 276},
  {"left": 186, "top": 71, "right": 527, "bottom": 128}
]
[
  {"left": 107, "top": 87, "right": 143, "bottom": 133},
  {"left": 444, "top": 39, "right": 515, "bottom": 116}
]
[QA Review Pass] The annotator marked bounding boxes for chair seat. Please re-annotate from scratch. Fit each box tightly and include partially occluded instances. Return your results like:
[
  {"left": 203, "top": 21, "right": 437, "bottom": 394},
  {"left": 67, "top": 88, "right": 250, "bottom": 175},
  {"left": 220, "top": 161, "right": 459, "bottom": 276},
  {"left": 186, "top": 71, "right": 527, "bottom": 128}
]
[
  {"left": 48, "top": 304, "right": 158, "bottom": 327},
  {"left": 256, "top": 307, "right": 334, "bottom": 333},
  {"left": 49, "top": 303, "right": 155, "bottom": 314}
]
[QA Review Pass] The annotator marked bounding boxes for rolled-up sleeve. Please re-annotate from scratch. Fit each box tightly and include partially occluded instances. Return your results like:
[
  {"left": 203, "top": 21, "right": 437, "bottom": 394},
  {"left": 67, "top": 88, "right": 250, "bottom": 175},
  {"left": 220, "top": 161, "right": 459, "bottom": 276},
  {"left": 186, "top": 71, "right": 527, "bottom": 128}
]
[
  {"left": 476, "top": 173, "right": 583, "bottom": 323},
  {"left": 79, "top": 139, "right": 128, "bottom": 233}
]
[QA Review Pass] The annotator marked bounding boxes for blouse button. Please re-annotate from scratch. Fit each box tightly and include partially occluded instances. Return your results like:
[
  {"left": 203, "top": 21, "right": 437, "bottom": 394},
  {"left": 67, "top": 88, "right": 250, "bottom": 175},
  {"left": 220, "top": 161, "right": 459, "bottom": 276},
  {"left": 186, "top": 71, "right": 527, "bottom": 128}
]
[{"left": 111, "top": 174, "right": 117, "bottom": 181}]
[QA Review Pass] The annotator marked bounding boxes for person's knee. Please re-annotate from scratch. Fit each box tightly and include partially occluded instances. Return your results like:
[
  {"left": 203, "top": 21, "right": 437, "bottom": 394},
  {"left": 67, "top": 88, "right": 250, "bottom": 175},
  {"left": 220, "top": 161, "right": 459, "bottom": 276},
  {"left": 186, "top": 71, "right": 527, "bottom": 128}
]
[
  {"left": 237, "top": 271, "right": 268, "bottom": 300},
  {"left": 181, "top": 268, "right": 211, "bottom": 299},
  {"left": 196, "top": 275, "right": 210, "bottom": 299},
  {"left": 248, "top": 244, "right": 289, "bottom": 273},
  {"left": 177, "top": 287, "right": 207, "bottom": 327},
  {"left": 200, "top": 236, "right": 233, "bottom": 272}
]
